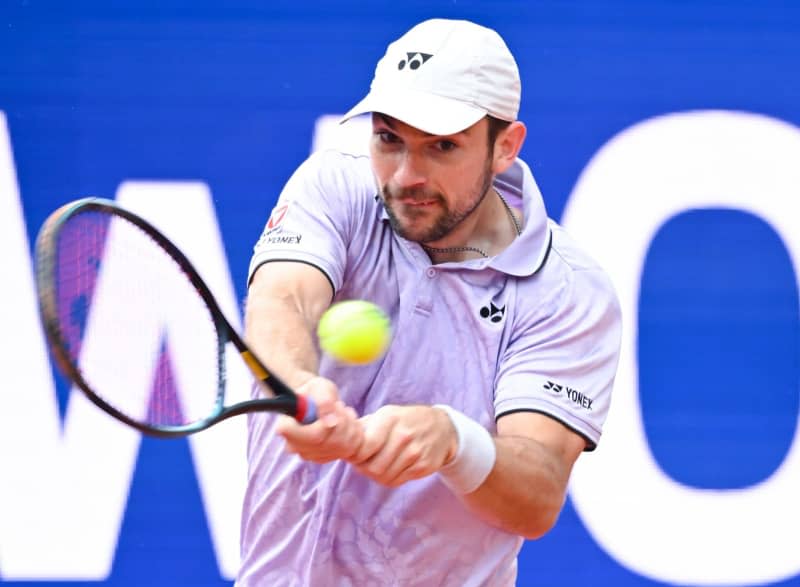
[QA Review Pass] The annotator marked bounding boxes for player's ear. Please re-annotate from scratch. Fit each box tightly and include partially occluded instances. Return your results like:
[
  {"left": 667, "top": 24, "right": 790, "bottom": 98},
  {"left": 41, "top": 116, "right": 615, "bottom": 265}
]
[{"left": 492, "top": 121, "right": 526, "bottom": 175}]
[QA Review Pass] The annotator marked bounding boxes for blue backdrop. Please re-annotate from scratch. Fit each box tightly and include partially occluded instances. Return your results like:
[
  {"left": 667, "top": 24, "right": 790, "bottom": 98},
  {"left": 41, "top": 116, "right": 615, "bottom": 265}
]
[{"left": 2, "top": 1, "right": 799, "bottom": 585}]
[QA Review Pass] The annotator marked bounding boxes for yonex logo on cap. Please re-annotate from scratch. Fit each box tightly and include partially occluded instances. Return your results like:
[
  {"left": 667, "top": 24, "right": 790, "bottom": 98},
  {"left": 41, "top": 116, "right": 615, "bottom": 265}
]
[{"left": 397, "top": 52, "right": 433, "bottom": 71}]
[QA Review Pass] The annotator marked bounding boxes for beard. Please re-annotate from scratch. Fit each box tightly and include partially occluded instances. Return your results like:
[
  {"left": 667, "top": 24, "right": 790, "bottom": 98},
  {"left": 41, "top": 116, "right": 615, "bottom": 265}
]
[{"left": 379, "top": 156, "right": 495, "bottom": 244}]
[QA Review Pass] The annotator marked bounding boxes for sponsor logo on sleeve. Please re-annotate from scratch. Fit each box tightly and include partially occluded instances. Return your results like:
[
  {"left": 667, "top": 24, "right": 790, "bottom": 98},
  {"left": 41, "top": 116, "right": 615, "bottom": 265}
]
[
  {"left": 266, "top": 203, "right": 289, "bottom": 232},
  {"left": 256, "top": 203, "right": 303, "bottom": 247},
  {"left": 543, "top": 380, "right": 593, "bottom": 411}
]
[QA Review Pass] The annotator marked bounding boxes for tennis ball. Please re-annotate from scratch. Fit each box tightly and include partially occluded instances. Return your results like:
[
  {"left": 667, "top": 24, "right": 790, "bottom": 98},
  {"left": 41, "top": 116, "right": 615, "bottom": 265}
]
[{"left": 317, "top": 300, "right": 391, "bottom": 365}]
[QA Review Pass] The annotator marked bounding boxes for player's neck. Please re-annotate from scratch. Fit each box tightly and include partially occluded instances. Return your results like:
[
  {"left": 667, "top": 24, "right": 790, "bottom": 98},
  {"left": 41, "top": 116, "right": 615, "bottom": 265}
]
[{"left": 422, "top": 189, "right": 522, "bottom": 263}]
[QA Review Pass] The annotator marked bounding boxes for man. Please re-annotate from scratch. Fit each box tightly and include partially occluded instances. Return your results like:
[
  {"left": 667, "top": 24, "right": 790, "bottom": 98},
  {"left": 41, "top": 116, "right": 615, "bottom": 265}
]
[{"left": 237, "top": 18, "right": 621, "bottom": 586}]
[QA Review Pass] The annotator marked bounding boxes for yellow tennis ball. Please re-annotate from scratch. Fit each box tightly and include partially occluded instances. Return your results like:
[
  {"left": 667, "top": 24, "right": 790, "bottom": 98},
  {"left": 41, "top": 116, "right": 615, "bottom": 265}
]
[{"left": 317, "top": 300, "right": 391, "bottom": 365}]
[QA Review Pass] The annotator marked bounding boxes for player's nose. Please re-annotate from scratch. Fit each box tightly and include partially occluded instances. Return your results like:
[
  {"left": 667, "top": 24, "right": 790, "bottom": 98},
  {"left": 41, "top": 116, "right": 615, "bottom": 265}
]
[{"left": 393, "top": 152, "right": 427, "bottom": 189}]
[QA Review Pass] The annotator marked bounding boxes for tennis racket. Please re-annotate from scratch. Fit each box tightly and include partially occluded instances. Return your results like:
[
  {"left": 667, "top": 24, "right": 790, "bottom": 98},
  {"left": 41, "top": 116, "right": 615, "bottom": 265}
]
[{"left": 35, "top": 197, "right": 316, "bottom": 437}]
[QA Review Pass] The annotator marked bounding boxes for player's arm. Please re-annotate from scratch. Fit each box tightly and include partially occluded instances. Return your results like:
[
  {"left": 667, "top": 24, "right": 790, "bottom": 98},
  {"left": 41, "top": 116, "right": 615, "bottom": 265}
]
[
  {"left": 246, "top": 261, "right": 332, "bottom": 387},
  {"left": 246, "top": 261, "right": 362, "bottom": 458},
  {"left": 455, "top": 411, "right": 585, "bottom": 539}
]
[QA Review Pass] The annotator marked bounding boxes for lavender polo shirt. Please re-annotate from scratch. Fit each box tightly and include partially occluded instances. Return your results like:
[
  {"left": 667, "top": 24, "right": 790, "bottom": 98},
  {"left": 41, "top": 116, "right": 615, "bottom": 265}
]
[{"left": 237, "top": 150, "right": 622, "bottom": 586}]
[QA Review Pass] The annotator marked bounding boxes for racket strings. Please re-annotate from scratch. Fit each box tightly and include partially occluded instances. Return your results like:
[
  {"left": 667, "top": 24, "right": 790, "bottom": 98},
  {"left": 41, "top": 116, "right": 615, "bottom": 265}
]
[
  {"left": 51, "top": 210, "right": 222, "bottom": 429},
  {"left": 146, "top": 340, "right": 186, "bottom": 427},
  {"left": 53, "top": 213, "right": 108, "bottom": 360}
]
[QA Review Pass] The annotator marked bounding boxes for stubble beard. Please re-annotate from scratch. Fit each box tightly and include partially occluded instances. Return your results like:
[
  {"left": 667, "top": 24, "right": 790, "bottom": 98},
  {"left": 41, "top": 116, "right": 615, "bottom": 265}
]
[{"left": 380, "top": 157, "right": 495, "bottom": 244}]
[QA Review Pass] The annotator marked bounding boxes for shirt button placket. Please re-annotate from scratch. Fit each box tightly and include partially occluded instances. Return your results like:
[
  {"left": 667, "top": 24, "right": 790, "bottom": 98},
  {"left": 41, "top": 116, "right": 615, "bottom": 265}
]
[{"left": 415, "top": 267, "right": 437, "bottom": 315}]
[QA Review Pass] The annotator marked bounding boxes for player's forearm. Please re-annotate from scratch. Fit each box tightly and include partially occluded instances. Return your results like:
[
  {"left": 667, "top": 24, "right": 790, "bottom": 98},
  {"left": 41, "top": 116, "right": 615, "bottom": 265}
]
[
  {"left": 458, "top": 436, "right": 569, "bottom": 539},
  {"left": 244, "top": 282, "right": 321, "bottom": 389}
]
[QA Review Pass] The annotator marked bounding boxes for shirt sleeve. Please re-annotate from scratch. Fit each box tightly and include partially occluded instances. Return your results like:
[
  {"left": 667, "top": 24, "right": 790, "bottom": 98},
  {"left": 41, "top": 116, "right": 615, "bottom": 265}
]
[
  {"left": 494, "top": 264, "right": 622, "bottom": 450},
  {"left": 247, "top": 150, "right": 375, "bottom": 292}
]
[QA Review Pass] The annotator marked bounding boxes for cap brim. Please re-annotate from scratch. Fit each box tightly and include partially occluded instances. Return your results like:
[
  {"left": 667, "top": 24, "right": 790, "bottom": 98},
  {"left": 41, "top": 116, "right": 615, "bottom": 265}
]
[{"left": 340, "top": 87, "right": 487, "bottom": 136}]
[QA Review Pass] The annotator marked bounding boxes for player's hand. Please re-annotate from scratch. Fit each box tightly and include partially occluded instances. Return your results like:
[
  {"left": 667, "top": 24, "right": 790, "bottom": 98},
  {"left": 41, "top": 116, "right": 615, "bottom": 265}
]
[
  {"left": 348, "top": 405, "right": 457, "bottom": 487},
  {"left": 275, "top": 375, "right": 363, "bottom": 463}
]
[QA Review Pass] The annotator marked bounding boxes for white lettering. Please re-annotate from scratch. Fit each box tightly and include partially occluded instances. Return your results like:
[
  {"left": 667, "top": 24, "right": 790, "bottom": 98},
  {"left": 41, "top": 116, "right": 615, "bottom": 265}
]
[
  {"left": 116, "top": 182, "right": 249, "bottom": 580},
  {"left": 564, "top": 110, "right": 800, "bottom": 585},
  {"left": 0, "top": 111, "right": 245, "bottom": 579}
]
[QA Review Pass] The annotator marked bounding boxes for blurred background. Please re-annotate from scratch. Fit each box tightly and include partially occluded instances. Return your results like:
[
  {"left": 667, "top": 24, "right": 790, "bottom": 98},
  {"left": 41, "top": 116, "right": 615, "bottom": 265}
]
[{"left": 1, "top": 0, "right": 799, "bottom": 585}]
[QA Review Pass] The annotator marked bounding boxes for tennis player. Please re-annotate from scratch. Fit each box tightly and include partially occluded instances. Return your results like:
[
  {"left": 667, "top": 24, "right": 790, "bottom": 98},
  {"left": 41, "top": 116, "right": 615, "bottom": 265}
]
[{"left": 237, "top": 18, "right": 622, "bottom": 586}]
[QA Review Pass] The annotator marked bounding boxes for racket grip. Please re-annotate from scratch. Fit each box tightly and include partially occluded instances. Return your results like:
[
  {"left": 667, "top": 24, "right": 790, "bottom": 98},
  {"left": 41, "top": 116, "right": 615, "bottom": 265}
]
[{"left": 297, "top": 395, "right": 318, "bottom": 424}]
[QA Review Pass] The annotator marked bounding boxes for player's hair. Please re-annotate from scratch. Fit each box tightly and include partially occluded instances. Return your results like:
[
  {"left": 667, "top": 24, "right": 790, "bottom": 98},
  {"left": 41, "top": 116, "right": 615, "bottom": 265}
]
[{"left": 487, "top": 115, "right": 512, "bottom": 153}]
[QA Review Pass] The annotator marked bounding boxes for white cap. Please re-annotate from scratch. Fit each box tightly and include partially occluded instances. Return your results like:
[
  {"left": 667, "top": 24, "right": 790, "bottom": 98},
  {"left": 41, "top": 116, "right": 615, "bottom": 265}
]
[{"left": 341, "top": 19, "right": 521, "bottom": 136}]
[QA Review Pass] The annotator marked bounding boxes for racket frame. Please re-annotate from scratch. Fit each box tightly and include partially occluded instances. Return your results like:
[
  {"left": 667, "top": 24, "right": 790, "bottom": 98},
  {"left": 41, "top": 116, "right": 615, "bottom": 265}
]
[{"left": 35, "top": 197, "right": 314, "bottom": 438}]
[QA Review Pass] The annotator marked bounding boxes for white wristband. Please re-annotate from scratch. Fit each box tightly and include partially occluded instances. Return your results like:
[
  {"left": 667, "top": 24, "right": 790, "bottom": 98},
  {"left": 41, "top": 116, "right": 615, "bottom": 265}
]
[{"left": 435, "top": 405, "right": 496, "bottom": 494}]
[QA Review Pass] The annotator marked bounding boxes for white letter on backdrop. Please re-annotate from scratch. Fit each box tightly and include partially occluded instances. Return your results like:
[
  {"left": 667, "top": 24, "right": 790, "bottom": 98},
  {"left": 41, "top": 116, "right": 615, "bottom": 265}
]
[
  {"left": 564, "top": 110, "right": 800, "bottom": 585},
  {"left": 0, "top": 120, "right": 245, "bottom": 581}
]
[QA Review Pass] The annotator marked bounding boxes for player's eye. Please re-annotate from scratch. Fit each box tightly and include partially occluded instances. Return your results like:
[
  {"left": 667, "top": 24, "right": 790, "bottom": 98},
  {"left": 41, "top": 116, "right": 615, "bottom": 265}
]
[
  {"left": 436, "top": 140, "right": 457, "bottom": 152},
  {"left": 376, "top": 130, "right": 400, "bottom": 144}
]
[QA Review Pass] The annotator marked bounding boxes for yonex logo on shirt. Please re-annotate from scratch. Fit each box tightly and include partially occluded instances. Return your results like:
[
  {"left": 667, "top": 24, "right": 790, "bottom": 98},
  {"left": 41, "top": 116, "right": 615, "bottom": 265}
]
[
  {"left": 397, "top": 52, "right": 433, "bottom": 70},
  {"left": 479, "top": 302, "right": 505, "bottom": 323},
  {"left": 543, "top": 380, "right": 563, "bottom": 393},
  {"left": 266, "top": 203, "right": 289, "bottom": 232},
  {"left": 544, "top": 380, "right": 593, "bottom": 411},
  {"left": 265, "top": 234, "right": 302, "bottom": 245}
]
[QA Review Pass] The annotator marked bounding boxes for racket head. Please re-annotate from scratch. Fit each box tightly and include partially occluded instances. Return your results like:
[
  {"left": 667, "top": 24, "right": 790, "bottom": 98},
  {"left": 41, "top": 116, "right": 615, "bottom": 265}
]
[
  {"left": 35, "top": 198, "right": 229, "bottom": 436},
  {"left": 35, "top": 197, "right": 312, "bottom": 437}
]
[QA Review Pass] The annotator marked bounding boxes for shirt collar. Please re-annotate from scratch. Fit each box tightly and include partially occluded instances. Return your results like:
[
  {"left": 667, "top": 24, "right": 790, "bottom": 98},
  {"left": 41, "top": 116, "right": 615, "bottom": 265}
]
[{"left": 488, "top": 157, "right": 552, "bottom": 277}]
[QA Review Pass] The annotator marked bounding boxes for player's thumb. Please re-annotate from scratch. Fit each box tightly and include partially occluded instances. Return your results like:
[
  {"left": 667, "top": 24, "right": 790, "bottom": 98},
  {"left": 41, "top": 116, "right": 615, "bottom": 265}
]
[{"left": 297, "top": 375, "right": 340, "bottom": 415}]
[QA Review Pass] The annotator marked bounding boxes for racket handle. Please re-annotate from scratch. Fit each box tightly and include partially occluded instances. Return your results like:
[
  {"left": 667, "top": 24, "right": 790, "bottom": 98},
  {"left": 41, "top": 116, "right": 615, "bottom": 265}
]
[{"left": 297, "top": 395, "right": 318, "bottom": 424}]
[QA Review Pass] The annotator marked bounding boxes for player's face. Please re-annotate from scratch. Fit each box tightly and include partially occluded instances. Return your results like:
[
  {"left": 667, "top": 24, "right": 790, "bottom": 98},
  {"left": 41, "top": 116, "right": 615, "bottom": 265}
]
[{"left": 370, "top": 114, "right": 495, "bottom": 244}]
